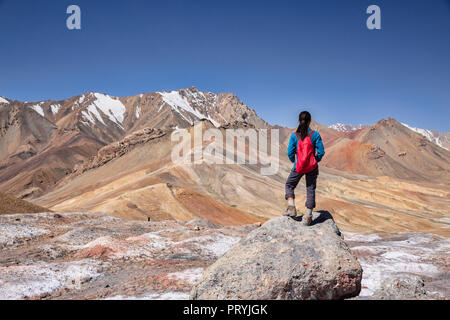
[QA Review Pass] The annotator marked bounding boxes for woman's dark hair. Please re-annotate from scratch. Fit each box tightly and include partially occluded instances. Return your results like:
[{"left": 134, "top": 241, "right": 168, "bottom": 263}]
[{"left": 296, "top": 111, "right": 311, "bottom": 140}]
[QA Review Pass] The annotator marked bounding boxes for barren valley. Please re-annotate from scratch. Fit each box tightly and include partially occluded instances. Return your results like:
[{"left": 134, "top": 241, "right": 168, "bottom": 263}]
[{"left": 0, "top": 87, "right": 449, "bottom": 299}]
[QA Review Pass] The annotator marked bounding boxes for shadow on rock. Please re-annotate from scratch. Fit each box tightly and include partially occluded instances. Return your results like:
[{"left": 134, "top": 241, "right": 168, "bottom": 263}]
[{"left": 292, "top": 210, "right": 335, "bottom": 227}]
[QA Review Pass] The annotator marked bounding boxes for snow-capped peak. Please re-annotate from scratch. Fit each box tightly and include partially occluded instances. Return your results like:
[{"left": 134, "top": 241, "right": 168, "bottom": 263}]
[
  {"left": 401, "top": 123, "right": 449, "bottom": 151},
  {"left": 329, "top": 123, "right": 365, "bottom": 132},
  {"left": 0, "top": 96, "right": 9, "bottom": 104},
  {"left": 158, "top": 90, "right": 220, "bottom": 127},
  {"left": 83, "top": 93, "right": 126, "bottom": 128}
]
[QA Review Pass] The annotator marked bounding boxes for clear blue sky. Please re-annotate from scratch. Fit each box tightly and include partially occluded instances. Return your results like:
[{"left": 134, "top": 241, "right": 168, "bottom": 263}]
[{"left": 1, "top": 0, "right": 449, "bottom": 131}]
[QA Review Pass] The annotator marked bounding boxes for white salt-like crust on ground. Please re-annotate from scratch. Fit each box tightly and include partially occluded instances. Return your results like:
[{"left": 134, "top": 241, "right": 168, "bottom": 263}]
[
  {"left": 350, "top": 233, "right": 449, "bottom": 296},
  {"left": 0, "top": 260, "right": 104, "bottom": 300},
  {"left": 176, "top": 234, "right": 241, "bottom": 257},
  {"left": 167, "top": 268, "right": 204, "bottom": 284},
  {"left": 342, "top": 232, "right": 382, "bottom": 242},
  {"left": 105, "top": 291, "right": 189, "bottom": 300},
  {"left": 0, "top": 223, "right": 50, "bottom": 246}
]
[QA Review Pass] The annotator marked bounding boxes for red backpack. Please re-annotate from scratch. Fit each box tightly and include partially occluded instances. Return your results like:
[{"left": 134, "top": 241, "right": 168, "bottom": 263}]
[{"left": 295, "top": 130, "right": 318, "bottom": 174}]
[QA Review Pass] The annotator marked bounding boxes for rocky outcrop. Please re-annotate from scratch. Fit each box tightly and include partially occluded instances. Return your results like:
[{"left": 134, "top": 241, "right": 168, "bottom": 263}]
[
  {"left": 219, "top": 120, "right": 256, "bottom": 130},
  {"left": 368, "top": 145, "right": 386, "bottom": 160},
  {"left": 71, "top": 128, "right": 166, "bottom": 176},
  {"left": 190, "top": 212, "right": 363, "bottom": 300}
]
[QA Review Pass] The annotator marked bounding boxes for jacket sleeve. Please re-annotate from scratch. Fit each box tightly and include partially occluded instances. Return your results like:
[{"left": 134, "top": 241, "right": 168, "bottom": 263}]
[
  {"left": 287, "top": 133, "right": 297, "bottom": 163},
  {"left": 313, "top": 131, "right": 325, "bottom": 162}
]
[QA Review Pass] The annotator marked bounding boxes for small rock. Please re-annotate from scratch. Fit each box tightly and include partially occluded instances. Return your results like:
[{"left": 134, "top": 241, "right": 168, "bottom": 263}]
[{"left": 372, "top": 276, "right": 431, "bottom": 300}]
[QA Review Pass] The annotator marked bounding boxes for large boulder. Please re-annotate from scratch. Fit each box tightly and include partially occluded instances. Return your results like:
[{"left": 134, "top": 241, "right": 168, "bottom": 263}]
[{"left": 190, "top": 212, "right": 363, "bottom": 300}]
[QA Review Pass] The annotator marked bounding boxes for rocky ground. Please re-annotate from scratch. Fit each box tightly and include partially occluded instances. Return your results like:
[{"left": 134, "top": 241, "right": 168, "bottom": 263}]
[
  {"left": 0, "top": 211, "right": 258, "bottom": 300},
  {"left": 0, "top": 211, "right": 448, "bottom": 300},
  {"left": 344, "top": 231, "right": 449, "bottom": 299}
]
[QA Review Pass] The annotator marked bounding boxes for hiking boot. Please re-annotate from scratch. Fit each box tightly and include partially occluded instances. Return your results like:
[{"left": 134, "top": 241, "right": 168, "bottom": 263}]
[
  {"left": 283, "top": 206, "right": 297, "bottom": 217},
  {"left": 302, "top": 208, "right": 313, "bottom": 226}
]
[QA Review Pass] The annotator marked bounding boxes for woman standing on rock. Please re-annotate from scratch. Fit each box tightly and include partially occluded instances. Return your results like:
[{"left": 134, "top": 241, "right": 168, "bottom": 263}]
[{"left": 283, "top": 111, "right": 325, "bottom": 225}]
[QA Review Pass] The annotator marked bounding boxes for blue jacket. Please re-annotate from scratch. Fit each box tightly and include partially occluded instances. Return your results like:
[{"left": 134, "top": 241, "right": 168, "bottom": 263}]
[{"left": 287, "top": 128, "right": 325, "bottom": 164}]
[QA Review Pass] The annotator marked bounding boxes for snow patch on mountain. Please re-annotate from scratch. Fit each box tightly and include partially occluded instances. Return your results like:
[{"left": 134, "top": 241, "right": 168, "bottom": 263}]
[
  {"left": 29, "top": 103, "right": 45, "bottom": 117},
  {"left": 0, "top": 96, "right": 9, "bottom": 104},
  {"left": 136, "top": 105, "right": 141, "bottom": 119},
  {"left": 50, "top": 104, "right": 61, "bottom": 114},
  {"left": 93, "top": 93, "right": 126, "bottom": 125},
  {"left": 401, "top": 123, "right": 449, "bottom": 150},
  {"left": 329, "top": 123, "right": 365, "bottom": 132},
  {"left": 82, "top": 109, "right": 103, "bottom": 126},
  {"left": 78, "top": 95, "right": 85, "bottom": 104},
  {"left": 159, "top": 91, "right": 220, "bottom": 127},
  {"left": 83, "top": 93, "right": 126, "bottom": 128}
]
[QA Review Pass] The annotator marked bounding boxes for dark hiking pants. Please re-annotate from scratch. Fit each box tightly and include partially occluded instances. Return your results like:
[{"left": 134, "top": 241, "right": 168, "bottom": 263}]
[{"left": 285, "top": 166, "right": 318, "bottom": 209}]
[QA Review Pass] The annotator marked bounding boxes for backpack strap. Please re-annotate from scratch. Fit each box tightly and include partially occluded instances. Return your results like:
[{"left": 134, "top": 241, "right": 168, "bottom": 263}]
[{"left": 308, "top": 130, "right": 316, "bottom": 154}]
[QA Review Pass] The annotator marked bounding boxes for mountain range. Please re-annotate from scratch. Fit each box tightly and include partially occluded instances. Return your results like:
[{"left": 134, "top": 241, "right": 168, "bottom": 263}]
[
  {"left": 1, "top": 87, "right": 449, "bottom": 236},
  {"left": 0, "top": 87, "right": 266, "bottom": 199},
  {"left": 329, "top": 122, "right": 450, "bottom": 150}
]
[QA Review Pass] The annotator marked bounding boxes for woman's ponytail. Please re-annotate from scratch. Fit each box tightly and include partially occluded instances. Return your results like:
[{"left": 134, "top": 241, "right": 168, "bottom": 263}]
[{"left": 296, "top": 111, "right": 311, "bottom": 140}]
